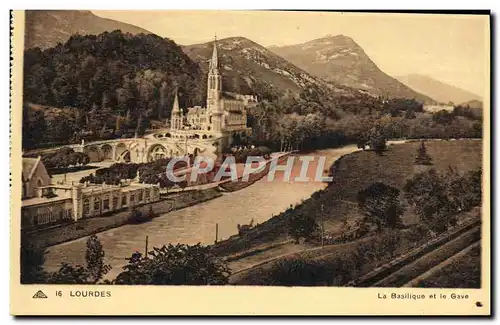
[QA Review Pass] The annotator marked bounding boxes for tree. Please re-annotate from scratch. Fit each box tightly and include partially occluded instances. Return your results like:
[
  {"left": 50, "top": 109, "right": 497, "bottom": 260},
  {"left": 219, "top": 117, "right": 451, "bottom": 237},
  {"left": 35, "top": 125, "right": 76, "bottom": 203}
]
[
  {"left": 22, "top": 106, "right": 46, "bottom": 149},
  {"left": 404, "top": 169, "right": 455, "bottom": 233},
  {"left": 23, "top": 30, "right": 205, "bottom": 148},
  {"left": 369, "top": 128, "right": 387, "bottom": 155},
  {"left": 20, "top": 242, "right": 47, "bottom": 284},
  {"left": 36, "top": 235, "right": 111, "bottom": 284},
  {"left": 356, "top": 135, "right": 368, "bottom": 151},
  {"left": 287, "top": 212, "right": 318, "bottom": 244},
  {"left": 85, "top": 235, "right": 111, "bottom": 283},
  {"left": 433, "top": 109, "right": 454, "bottom": 125},
  {"left": 445, "top": 167, "right": 482, "bottom": 214},
  {"left": 414, "top": 141, "right": 433, "bottom": 165},
  {"left": 159, "top": 81, "right": 168, "bottom": 120},
  {"left": 113, "top": 243, "right": 231, "bottom": 285},
  {"left": 357, "top": 182, "right": 405, "bottom": 231}
]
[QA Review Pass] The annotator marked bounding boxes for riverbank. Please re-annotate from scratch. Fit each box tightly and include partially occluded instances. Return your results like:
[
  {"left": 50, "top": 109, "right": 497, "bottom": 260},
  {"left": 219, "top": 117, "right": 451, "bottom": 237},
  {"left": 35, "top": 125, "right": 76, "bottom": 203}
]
[
  {"left": 42, "top": 148, "right": 348, "bottom": 278},
  {"left": 209, "top": 140, "right": 483, "bottom": 278},
  {"left": 26, "top": 152, "right": 295, "bottom": 249},
  {"left": 218, "top": 153, "right": 291, "bottom": 192},
  {"left": 25, "top": 188, "right": 222, "bottom": 248}
]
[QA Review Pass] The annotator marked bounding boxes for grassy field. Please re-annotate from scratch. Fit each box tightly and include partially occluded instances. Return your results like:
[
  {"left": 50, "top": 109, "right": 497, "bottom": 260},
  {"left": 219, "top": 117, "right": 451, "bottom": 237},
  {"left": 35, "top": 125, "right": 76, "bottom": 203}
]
[
  {"left": 328, "top": 139, "right": 482, "bottom": 203},
  {"left": 221, "top": 139, "right": 483, "bottom": 285}
]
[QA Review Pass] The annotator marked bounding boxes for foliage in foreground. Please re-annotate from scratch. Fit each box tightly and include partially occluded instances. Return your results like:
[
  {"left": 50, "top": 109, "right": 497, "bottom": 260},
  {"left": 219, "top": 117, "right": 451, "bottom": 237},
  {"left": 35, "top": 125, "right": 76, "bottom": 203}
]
[
  {"left": 404, "top": 167, "right": 481, "bottom": 233},
  {"left": 21, "top": 234, "right": 111, "bottom": 284},
  {"left": 113, "top": 244, "right": 230, "bottom": 285},
  {"left": 21, "top": 235, "right": 230, "bottom": 285},
  {"left": 240, "top": 230, "right": 403, "bottom": 286}
]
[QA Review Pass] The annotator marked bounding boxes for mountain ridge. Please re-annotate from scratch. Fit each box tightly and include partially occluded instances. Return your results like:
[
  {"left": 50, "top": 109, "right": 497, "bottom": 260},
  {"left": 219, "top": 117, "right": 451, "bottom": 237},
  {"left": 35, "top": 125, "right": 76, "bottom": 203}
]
[
  {"left": 25, "top": 10, "right": 154, "bottom": 49},
  {"left": 182, "top": 36, "right": 368, "bottom": 102},
  {"left": 396, "top": 74, "right": 482, "bottom": 105},
  {"left": 269, "top": 35, "right": 434, "bottom": 103}
]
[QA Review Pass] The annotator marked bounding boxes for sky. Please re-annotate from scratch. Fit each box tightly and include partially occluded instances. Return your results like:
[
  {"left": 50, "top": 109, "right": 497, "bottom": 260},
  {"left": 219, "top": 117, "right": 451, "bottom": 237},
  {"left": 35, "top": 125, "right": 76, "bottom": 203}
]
[{"left": 93, "top": 11, "right": 489, "bottom": 97}]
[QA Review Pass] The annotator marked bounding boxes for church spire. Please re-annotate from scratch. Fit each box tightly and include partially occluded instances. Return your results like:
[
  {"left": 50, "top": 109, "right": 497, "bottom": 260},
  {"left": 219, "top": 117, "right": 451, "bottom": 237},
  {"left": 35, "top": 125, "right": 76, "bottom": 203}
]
[
  {"left": 209, "top": 35, "right": 218, "bottom": 72},
  {"left": 172, "top": 89, "right": 180, "bottom": 112}
]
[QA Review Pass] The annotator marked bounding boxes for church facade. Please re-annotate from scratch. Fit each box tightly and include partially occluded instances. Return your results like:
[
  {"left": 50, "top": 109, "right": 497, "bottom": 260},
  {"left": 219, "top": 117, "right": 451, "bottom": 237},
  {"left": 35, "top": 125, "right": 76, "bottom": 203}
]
[{"left": 169, "top": 37, "right": 256, "bottom": 150}]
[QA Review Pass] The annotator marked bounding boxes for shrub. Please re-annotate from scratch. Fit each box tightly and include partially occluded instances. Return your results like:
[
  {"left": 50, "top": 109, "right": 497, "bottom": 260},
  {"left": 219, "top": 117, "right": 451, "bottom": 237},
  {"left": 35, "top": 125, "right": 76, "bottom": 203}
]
[
  {"left": 113, "top": 243, "right": 231, "bottom": 285},
  {"left": 287, "top": 212, "right": 319, "bottom": 244},
  {"left": 404, "top": 169, "right": 455, "bottom": 233},
  {"left": 357, "top": 182, "right": 405, "bottom": 231}
]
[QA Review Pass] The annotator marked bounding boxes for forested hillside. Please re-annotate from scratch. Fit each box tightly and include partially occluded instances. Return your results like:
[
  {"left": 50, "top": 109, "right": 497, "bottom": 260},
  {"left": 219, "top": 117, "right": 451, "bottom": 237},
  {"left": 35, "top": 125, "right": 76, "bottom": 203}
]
[{"left": 23, "top": 30, "right": 203, "bottom": 148}]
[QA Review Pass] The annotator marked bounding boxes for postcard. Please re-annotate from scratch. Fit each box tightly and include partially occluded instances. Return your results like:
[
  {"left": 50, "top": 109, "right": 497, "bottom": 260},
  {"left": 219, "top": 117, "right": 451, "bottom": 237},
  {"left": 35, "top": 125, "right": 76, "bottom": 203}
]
[{"left": 10, "top": 10, "right": 490, "bottom": 315}]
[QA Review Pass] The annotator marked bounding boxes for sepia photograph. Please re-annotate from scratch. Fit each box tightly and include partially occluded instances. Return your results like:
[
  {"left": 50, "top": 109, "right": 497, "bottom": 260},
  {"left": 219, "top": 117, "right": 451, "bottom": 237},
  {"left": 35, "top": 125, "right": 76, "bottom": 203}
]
[{"left": 10, "top": 9, "right": 490, "bottom": 315}]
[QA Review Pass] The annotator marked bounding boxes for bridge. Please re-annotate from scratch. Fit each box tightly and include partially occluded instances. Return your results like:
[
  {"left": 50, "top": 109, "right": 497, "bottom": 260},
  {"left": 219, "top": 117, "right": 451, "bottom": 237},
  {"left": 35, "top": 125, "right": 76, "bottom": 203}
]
[{"left": 27, "top": 129, "right": 222, "bottom": 164}]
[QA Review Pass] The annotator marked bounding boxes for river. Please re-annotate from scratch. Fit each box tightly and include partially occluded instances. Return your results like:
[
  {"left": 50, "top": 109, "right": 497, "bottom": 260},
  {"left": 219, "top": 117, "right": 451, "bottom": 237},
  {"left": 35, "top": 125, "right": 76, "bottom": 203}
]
[{"left": 43, "top": 146, "right": 360, "bottom": 279}]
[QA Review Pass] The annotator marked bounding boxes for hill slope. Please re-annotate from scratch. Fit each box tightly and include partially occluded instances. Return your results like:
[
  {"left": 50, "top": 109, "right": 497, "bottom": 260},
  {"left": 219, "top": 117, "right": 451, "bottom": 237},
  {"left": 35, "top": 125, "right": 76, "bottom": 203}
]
[
  {"left": 269, "top": 35, "right": 433, "bottom": 103},
  {"left": 25, "top": 10, "right": 154, "bottom": 49},
  {"left": 22, "top": 31, "right": 204, "bottom": 149},
  {"left": 24, "top": 30, "right": 203, "bottom": 111},
  {"left": 182, "top": 36, "right": 366, "bottom": 101},
  {"left": 460, "top": 99, "right": 483, "bottom": 109},
  {"left": 396, "top": 74, "right": 482, "bottom": 105}
]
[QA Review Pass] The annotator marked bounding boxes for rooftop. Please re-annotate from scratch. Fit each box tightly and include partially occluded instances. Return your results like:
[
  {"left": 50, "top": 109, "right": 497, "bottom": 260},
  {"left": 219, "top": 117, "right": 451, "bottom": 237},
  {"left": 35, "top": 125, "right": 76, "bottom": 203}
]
[
  {"left": 22, "top": 156, "right": 41, "bottom": 181},
  {"left": 120, "top": 183, "right": 157, "bottom": 192},
  {"left": 80, "top": 182, "right": 157, "bottom": 194},
  {"left": 22, "top": 195, "right": 70, "bottom": 208}
]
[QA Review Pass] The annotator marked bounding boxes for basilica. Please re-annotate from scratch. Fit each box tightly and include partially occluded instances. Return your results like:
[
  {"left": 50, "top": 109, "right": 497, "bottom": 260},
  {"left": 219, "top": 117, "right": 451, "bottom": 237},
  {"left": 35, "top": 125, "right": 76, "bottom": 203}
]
[{"left": 169, "top": 37, "right": 257, "bottom": 148}]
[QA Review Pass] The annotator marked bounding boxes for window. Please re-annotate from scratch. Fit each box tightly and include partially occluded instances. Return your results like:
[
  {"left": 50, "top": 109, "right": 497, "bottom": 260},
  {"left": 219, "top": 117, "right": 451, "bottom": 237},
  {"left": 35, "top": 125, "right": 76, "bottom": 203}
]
[
  {"left": 67, "top": 209, "right": 72, "bottom": 219},
  {"left": 121, "top": 195, "right": 127, "bottom": 206},
  {"left": 138, "top": 191, "right": 143, "bottom": 202},
  {"left": 103, "top": 197, "right": 110, "bottom": 211},
  {"left": 113, "top": 196, "right": 118, "bottom": 209},
  {"left": 130, "top": 194, "right": 135, "bottom": 204},
  {"left": 94, "top": 200, "right": 100, "bottom": 212},
  {"left": 145, "top": 190, "right": 150, "bottom": 201},
  {"left": 83, "top": 199, "right": 90, "bottom": 216}
]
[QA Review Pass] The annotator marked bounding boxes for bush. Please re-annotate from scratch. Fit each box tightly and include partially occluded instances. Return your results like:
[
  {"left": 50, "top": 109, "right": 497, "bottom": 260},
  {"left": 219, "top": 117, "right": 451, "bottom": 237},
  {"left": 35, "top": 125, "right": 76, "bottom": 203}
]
[
  {"left": 267, "top": 259, "right": 333, "bottom": 286},
  {"left": 357, "top": 182, "right": 405, "bottom": 230},
  {"left": 42, "top": 148, "right": 90, "bottom": 169},
  {"left": 113, "top": 243, "right": 231, "bottom": 285},
  {"left": 287, "top": 212, "right": 318, "bottom": 244},
  {"left": 403, "top": 168, "right": 481, "bottom": 233},
  {"left": 404, "top": 169, "right": 454, "bottom": 233}
]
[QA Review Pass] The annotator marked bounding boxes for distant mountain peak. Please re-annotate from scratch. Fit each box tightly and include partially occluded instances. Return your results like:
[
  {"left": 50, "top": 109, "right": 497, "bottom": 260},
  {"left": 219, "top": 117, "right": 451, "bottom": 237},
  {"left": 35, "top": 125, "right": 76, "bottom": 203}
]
[
  {"left": 396, "top": 74, "right": 481, "bottom": 105},
  {"left": 25, "top": 10, "right": 154, "bottom": 49},
  {"left": 270, "top": 36, "right": 433, "bottom": 102},
  {"left": 182, "top": 36, "right": 361, "bottom": 102},
  {"left": 310, "top": 34, "right": 358, "bottom": 45}
]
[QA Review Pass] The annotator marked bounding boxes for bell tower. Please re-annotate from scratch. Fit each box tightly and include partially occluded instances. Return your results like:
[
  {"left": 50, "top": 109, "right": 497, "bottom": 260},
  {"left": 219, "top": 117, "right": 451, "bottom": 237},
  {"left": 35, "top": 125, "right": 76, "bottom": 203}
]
[
  {"left": 170, "top": 90, "right": 181, "bottom": 130},
  {"left": 207, "top": 36, "right": 222, "bottom": 117}
]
